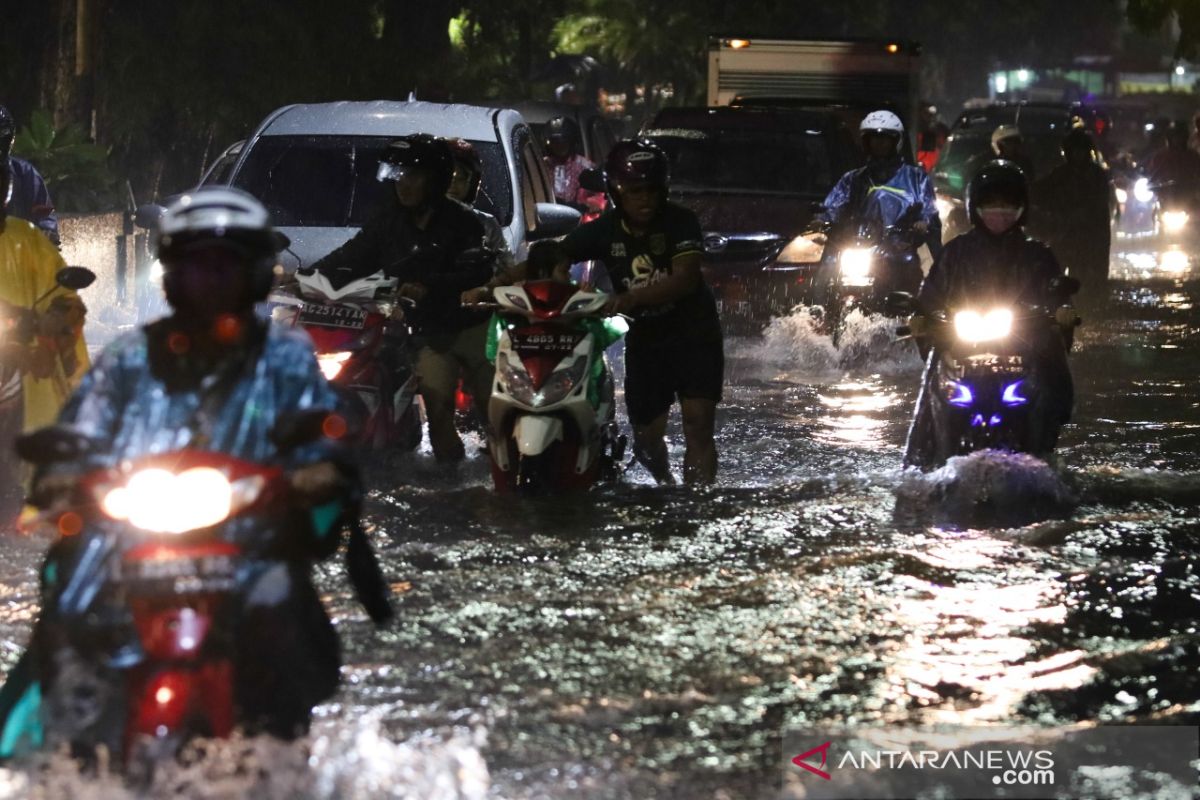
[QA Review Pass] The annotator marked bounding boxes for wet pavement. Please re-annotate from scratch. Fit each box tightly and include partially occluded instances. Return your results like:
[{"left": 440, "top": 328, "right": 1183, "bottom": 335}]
[{"left": 2, "top": 253, "right": 1200, "bottom": 798}]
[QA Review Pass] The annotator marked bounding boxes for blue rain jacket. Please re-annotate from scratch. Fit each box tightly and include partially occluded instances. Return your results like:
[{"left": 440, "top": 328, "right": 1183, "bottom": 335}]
[
  {"left": 7, "top": 158, "right": 59, "bottom": 246},
  {"left": 818, "top": 162, "right": 940, "bottom": 235}
]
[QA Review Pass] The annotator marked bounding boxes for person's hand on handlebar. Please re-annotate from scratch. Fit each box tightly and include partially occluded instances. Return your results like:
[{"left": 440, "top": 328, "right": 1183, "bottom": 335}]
[
  {"left": 461, "top": 286, "right": 491, "bottom": 305},
  {"left": 398, "top": 282, "right": 428, "bottom": 302}
]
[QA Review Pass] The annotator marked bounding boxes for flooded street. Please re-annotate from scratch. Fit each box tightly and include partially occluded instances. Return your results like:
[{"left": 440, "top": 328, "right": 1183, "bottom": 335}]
[{"left": 2, "top": 267, "right": 1200, "bottom": 798}]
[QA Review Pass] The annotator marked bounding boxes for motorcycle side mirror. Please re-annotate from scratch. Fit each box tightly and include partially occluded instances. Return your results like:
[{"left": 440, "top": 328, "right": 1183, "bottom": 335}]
[
  {"left": 271, "top": 408, "right": 338, "bottom": 452},
  {"left": 884, "top": 291, "right": 917, "bottom": 317},
  {"left": 531, "top": 203, "right": 581, "bottom": 240},
  {"left": 578, "top": 168, "right": 605, "bottom": 193},
  {"left": 1050, "top": 276, "right": 1081, "bottom": 297},
  {"left": 134, "top": 203, "right": 166, "bottom": 230},
  {"left": 16, "top": 426, "right": 100, "bottom": 466},
  {"left": 55, "top": 266, "right": 97, "bottom": 291}
]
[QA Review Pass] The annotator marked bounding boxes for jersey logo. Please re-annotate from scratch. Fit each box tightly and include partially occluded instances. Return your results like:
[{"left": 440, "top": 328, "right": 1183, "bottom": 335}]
[
  {"left": 611, "top": 242, "right": 626, "bottom": 257},
  {"left": 649, "top": 234, "right": 666, "bottom": 255},
  {"left": 631, "top": 254, "right": 655, "bottom": 281},
  {"left": 627, "top": 151, "right": 656, "bottom": 162}
]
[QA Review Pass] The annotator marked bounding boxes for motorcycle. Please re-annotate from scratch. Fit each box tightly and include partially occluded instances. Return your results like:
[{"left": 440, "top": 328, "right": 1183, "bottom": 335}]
[
  {"left": 891, "top": 282, "right": 1080, "bottom": 469},
  {"left": 482, "top": 280, "right": 625, "bottom": 492},
  {"left": 268, "top": 268, "right": 422, "bottom": 453},
  {"left": 4, "top": 409, "right": 385, "bottom": 768},
  {"left": 805, "top": 205, "right": 925, "bottom": 347}
]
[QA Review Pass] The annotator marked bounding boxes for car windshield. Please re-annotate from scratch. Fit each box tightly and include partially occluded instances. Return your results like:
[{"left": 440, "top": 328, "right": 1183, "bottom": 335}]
[
  {"left": 645, "top": 127, "right": 838, "bottom": 196},
  {"left": 934, "top": 111, "right": 1076, "bottom": 194},
  {"left": 233, "top": 135, "right": 513, "bottom": 227}
]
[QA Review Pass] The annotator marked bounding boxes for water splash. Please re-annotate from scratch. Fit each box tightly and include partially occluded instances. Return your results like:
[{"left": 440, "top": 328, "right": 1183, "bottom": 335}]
[
  {"left": 0, "top": 715, "right": 489, "bottom": 800},
  {"left": 894, "top": 450, "right": 1078, "bottom": 528},
  {"left": 751, "top": 306, "right": 921, "bottom": 381}
]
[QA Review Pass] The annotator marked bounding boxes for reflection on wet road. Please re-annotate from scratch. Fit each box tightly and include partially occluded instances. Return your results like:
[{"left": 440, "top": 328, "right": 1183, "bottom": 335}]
[{"left": 4, "top": 269, "right": 1200, "bottom": 798}]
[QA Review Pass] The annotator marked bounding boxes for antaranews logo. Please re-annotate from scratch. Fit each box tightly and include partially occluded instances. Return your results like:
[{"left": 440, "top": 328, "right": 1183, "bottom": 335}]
[{"left": 791, "top": 741, "right": 833, "bottom": 780}]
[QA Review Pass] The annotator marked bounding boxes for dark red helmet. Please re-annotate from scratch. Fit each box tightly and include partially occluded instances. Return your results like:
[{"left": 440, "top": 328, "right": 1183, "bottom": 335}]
[
  {"left": 446, "top": 137, "right": 483, "bottom": 204},
  {"left": 604, "top": 139, "right": 669, "bottom": 198}
]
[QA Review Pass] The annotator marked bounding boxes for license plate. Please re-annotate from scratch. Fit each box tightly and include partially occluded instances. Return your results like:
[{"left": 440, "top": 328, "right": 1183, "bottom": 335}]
[
  {"left": 122, "top": 553, "right": 236, "bottom": 584},
  {"left": 509, "top": 329, "right": 585, "bottom": 356},
  {"left": 298, "top": 303, "right": 367, "bottom": 330}
]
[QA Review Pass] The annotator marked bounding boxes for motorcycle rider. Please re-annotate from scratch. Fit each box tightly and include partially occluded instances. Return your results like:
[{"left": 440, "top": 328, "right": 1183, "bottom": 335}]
[
  {"left": 0, "top": 105, "right": 59, "bottom": 246},
  {"left": 313, "top": 134, "right": 492, "bottom": 463},
  {"left": 467, "top": 140, "right": 723, "bottom": 485},
  {"left": 1145, "top": 120, "right": 1200, "bottom": 212},
  {"left": 0, "top": 187, "right": 358, "bottom": 748},
  {"left": 989, "top": 125, "right": 1037, "bottom": 180},
  {"left": 813, "top": 110, "right": 942, "bottom": 299},
  {"left": 0, "top": 159, "right": 88, "bottom": 523},
  {"left": 445, "top": 137, "right": 514, "bottom": 271},
  {"left": 908, "top": 160, "right": 1075, "bottom": 465},
  {"left": 542, "top": 116, "right": 604, "bottom": 213},
  {"left": 1032, "top": 129, "right": 1116, "bottom": 305}
]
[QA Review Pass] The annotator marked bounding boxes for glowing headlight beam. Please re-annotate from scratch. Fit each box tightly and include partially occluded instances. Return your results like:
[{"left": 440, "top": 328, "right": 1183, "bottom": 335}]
[
  {"left": 317, "top": 351, "right": 352, "bottom": 381},
  {"left": 838, "top": 248, "right": 874, "bottom": 287},
  {"left": 953, "top": 308, "right": 1013, "bottom": 343},
  {"left": 103, "top": 467, "right": 234, "bottom": 534},
  {"left": 1162, "top": 210, "right": 1189, "bottom": 233}
]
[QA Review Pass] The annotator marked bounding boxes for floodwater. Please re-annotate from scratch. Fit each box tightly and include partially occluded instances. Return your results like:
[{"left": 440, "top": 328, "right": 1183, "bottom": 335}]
[{"left": 1, "top": 250, "right": 1199, "bottom": 798}]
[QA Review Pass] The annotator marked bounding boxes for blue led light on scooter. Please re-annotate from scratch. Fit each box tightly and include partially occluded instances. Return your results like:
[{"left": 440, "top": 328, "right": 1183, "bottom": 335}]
[
  {"left": 1001, "top": 380, "right": 1028, "bottom": 406},
  {"left": 971, "top": 413, "right": 985, "bottom": 427},
  {"left": 948, "top": 382, "right": 974, "bottom": 407},
  {"left": 990, "top": 414, "right": 1002, "bottom": 426}
]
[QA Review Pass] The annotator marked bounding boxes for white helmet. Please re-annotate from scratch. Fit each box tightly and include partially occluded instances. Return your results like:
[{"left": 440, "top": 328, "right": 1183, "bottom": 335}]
[
  {"left": 860, "top": 110, "right": 905, "bottom": 137},
  {"left": 156, "top": 186, "right": 287, "bottom": 303}
]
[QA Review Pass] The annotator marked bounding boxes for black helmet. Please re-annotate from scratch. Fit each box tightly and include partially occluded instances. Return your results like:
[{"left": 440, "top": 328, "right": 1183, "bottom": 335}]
[
  {"left": 544, "top": 116, "right": 581, "bottom": 152},
  {"left": 0, "top": 105, "right": 14, "bottom": 159},
  {"left": 604, "top": 139, "right": 669, "bottom": 201},
  {"left": 966, "top": 159, "right": 1028, "bottom": 227},
  {"left": 376, "top": 134, "right": 455, "bottom": 199},
  {"left": 1167, "top": 121, "right": 1190, "bottom": 149},
  {"left": 1061, "top": 128, "right": 1096, "bottom": 159},
  {"left": 156, "top": 187, "right": 287, "bottom": 305}
]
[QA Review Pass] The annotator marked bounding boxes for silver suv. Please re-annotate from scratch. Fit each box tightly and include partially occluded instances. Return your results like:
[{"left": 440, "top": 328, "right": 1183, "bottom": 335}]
[{"left": 207, "top": 100, "right": 578, "bottom": 268}]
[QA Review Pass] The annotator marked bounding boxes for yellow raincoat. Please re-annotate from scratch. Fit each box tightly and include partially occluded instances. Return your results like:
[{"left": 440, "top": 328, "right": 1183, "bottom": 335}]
[{"left": 0, "top": 217, "right": 90, "bottom": 432}]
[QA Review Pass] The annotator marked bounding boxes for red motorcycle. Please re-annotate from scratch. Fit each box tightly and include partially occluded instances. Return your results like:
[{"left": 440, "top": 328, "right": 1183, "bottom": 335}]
[
  {"left": 268, "top": 269, "right": 421, "bottom": 453},
  {"left": 3, "top": 413, "right": 390, "bottom": 767}
]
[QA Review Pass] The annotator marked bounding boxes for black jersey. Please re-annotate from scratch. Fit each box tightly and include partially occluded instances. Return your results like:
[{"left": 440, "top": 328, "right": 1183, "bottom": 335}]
[{"left": 561, "top": 203, "right": 721, "bottom": 346}]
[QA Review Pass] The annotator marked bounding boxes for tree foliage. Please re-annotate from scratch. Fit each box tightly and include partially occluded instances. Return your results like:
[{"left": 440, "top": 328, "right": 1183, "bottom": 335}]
[{"left": 12, "top": 110, "right": 117, "bottom": 213}]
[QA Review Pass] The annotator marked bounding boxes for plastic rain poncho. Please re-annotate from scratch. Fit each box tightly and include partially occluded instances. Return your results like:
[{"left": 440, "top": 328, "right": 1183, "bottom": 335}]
[{"left": 0, "top": 217, "right": 89, "bottom": 431}]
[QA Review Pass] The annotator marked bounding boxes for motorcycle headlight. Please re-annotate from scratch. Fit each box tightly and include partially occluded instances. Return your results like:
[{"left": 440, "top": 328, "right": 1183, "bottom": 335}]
[
  {"left": 498, "top": 352, "right": 587, "bottom": 408},
  {"left": 534, "top": 356, "right": 588, "bottom": 407},
  {"left": 1134, "top": 178, "right": 1154, "bottom": 204},
  {"left": 99, "top": 467, "right": 242, "bottom": 534},
  {"left": 838, "top": 248, "right": 873, "bottom": 287},
  {"left": 317, "top": 351, "right": 352, "bottom": 381},
  {"left": 149, "top": 259, "right": 165, "bottom": 287},
  {"left": 953, "top": 308, "right": 1013, "bottom": 343},
  {"left": 1163, "top": 210, "right": 1189, "bottom": 232},
  {"left": 1115, "top": 187, "right": 1128, "bottom": 205},
  {"left": 775, "top": 235, "right": 824, "bottom": 265}
]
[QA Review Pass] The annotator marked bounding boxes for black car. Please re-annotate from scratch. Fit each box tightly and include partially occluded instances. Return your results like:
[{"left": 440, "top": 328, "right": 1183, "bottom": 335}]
[
  {"left": 932, "top": 102, "right": 1110, "bottom": 239},
  {"left": 643, "top": 106, "right": 862, "bottom": 324}
]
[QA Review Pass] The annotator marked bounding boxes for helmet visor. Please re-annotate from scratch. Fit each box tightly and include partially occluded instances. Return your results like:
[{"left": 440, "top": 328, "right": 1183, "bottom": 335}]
[{"left": 376, "top": 162, "right": 414, "bottom": 183}]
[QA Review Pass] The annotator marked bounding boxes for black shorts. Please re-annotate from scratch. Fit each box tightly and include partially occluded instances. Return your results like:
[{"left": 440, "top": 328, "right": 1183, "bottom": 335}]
[{"left": 624, "top": 337, "right": 724, "bottom": 426}]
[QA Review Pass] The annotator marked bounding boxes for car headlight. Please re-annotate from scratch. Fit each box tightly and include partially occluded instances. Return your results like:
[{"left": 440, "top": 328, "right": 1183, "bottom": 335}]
[
  {"left": 1115, "top": 187, "right": 1128, "bottom": 205},
  {"left": 498, "top": 352, "right": 587, "bottom": 408},
  {"left": 1134, "top": 178, "right": 1154, "bottom": 203},
  {"left": 838, "top": 248, "right": 873, "bottom": 287},
  {"left": 99, "top": 467, "right": 241, "bottom": 534},
  {"left": 317, "top": 351, "right": 352, "bottom": 380},
  {"left": 1163, "top": 210, "right": 1189, "bottom": 232},
  {"left": 953, "top": 308, "right": 1013, "bottom": 343},
  {"left": 775, "top": 235, "right": 824, "bottom": 265}
]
